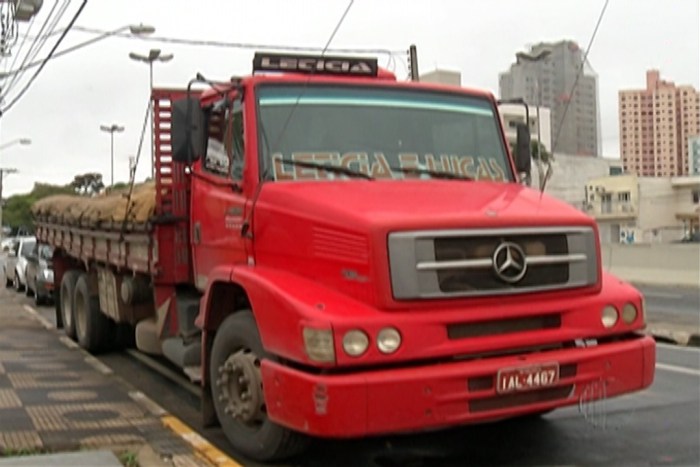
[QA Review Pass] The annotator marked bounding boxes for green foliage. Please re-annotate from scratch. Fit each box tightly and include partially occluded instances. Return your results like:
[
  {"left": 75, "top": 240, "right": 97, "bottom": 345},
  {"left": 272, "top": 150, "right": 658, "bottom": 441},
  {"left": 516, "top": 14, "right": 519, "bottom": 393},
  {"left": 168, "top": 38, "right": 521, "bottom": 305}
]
[{"left": 2, "top": 182, "right": 74, "bottom": 232}]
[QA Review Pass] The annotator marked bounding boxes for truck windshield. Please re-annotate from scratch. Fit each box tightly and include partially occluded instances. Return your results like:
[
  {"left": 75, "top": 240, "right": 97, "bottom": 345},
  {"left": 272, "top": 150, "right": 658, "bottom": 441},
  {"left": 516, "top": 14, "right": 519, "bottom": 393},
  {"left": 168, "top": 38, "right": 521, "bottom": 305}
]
[{"left": 257, "top": 85, "right": 513, "bottom": 182}]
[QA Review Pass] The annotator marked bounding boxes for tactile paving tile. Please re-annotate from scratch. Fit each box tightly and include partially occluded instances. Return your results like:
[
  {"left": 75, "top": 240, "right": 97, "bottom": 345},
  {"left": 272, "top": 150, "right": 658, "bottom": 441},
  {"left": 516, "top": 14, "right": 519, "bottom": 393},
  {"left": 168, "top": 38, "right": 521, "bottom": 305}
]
[
  {"left": 46, "top": 390, "right": 99, "bottom": 402},
  {"left": 0, "top": 362, "right": 4, "bottom": 374},
  {"left": 26, "top": 403, "right": 148, "bottom": 431},
  {"left": 0, "top": 430, "right": 43, "bottom": 450},
  {"left": 8, "top": 372, "right": 107, "bottom": 389},
  {"left": 0, "top": 389, "right": 21, "bottom": 409}
]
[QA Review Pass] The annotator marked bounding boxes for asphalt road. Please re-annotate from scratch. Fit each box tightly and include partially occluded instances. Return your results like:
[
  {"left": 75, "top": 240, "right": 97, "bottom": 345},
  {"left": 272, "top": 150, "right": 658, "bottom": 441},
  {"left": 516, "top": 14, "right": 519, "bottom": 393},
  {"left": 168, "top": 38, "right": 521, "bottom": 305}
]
[
  {"left": 634, "top": 283, "right": 700, "bottom": 328},
  {"left": 5, "top": 284, "right": 699, "bottom": 467}
]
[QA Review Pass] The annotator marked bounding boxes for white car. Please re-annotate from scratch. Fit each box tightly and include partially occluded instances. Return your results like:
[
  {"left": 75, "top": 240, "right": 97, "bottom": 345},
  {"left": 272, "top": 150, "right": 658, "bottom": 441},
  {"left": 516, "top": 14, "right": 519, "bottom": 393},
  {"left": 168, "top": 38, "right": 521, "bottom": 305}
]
[{"left": 6, "top": 236, "right": 36, "bottom": 291}]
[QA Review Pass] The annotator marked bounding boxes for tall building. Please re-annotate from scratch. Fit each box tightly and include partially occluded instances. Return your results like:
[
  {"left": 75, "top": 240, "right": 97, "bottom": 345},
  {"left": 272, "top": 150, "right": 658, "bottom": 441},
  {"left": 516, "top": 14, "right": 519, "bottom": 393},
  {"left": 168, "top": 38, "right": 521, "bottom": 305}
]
[
  {"left": 499, "top": 40, "right": 601, "bottom": 156},
  {"left": 619, "top": 70, "right": 700, "bottom": 177}
]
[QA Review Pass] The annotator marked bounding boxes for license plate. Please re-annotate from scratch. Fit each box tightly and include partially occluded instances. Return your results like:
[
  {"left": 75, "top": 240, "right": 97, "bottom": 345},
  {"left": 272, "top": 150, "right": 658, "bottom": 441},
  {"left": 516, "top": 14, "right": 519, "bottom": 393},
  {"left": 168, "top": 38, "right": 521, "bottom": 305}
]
[{"left": 496, "top": 362, "right": 559, "bottom": 394}]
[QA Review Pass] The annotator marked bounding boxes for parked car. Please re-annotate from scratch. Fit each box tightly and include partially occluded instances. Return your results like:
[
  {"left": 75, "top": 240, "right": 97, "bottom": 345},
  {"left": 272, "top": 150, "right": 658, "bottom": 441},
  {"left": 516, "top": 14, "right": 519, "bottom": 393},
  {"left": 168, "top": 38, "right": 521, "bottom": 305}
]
[
  {"left": 2, "top": 237, "right": 19, "bottom": 287},
  {"left": 6, "top": 236, "right": 36, "bottom": 291},
  {"left": 25, "top": 243, "right": 55, "bottom": 305}
]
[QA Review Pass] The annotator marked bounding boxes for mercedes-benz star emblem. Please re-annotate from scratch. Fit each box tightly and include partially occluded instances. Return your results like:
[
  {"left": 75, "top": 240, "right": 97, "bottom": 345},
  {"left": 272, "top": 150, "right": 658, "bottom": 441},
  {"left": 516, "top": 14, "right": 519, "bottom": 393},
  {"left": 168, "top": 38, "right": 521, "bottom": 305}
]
[{"left": 492, "top": 241, "right": 527, "bottom": 283}]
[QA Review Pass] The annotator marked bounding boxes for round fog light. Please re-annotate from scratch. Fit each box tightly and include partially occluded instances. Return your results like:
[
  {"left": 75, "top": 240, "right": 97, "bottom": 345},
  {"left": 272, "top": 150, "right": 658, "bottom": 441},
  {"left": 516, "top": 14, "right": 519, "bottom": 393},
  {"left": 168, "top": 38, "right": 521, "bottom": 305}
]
[
  {"left": 377, "top": 327, "right": 401, "bottom": 354},
  {"left": 343, "top": 330, "right": 369, "bottom": 357},
  {"left": 622, "top": 303, "right": 638, "bottom": 324},
  {"left": 601, "top": 305, "right": 618, "bottom": 328}
]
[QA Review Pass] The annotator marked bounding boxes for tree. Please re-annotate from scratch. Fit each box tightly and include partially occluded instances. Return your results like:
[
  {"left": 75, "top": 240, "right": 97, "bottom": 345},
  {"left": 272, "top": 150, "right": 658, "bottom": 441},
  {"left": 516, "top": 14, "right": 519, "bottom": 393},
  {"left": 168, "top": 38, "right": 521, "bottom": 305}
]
[
  {"left": 71, "top": 172, "right": 104, "bottom": 196},
  {"left": 2, "top": 182, "right": 74, "bottom": 231}
]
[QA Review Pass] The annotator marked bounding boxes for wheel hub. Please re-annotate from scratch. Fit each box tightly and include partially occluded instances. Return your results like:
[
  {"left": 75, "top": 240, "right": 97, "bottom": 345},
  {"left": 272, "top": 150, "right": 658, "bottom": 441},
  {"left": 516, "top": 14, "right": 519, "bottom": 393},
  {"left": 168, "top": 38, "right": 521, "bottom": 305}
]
[{"left": 216, "top": 349, "right": 264, "bottom": 425}]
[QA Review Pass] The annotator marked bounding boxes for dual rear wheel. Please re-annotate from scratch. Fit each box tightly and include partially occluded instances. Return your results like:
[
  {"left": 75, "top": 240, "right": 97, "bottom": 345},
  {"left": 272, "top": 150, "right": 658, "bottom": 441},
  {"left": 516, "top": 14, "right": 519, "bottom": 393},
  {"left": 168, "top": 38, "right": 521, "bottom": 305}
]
[{"left": 58, "top": 270, "right": 114, "bottom": 353}]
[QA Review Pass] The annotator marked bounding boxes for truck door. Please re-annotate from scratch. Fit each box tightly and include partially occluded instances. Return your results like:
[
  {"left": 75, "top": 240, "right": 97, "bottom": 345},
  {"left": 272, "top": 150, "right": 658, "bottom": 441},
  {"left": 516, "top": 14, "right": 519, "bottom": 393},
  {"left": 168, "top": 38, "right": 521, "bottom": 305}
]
[{"left": 190, "top": 96, "right": 247, "bottom": 291}]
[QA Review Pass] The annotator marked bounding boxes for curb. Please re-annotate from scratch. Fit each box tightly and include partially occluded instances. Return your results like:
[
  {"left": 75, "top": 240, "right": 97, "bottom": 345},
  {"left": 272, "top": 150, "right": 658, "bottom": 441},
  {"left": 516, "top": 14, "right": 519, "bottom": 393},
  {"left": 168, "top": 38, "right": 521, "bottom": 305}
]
[{"left": 20, "top": 303, "right": 242, "bottom": 467}]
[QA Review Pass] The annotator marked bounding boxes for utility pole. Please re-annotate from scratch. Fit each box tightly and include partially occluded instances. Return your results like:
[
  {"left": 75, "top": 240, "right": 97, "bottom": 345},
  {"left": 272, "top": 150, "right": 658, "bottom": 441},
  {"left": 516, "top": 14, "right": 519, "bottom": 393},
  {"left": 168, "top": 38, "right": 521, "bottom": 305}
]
[
  {"left": 408, "top": 44, "right": 419, "bottom": 81},
  {"left": 0, "top": 167, "right": 18, "bottom": 240}
]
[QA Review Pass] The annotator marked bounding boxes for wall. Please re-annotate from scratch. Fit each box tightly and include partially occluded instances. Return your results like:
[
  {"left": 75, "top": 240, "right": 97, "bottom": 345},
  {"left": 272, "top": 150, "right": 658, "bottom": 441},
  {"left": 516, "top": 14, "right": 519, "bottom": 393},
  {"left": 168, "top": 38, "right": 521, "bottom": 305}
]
[{"left": 601, "top": 243, "right": 700, "bottom": 287}]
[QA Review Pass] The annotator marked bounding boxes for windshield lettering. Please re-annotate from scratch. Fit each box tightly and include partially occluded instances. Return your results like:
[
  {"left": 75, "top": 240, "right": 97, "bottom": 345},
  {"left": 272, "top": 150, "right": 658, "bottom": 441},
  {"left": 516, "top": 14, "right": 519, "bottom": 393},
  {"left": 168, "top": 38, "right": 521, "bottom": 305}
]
[{"left": 272, "top": 152, "right": 506, "bottom": 181}]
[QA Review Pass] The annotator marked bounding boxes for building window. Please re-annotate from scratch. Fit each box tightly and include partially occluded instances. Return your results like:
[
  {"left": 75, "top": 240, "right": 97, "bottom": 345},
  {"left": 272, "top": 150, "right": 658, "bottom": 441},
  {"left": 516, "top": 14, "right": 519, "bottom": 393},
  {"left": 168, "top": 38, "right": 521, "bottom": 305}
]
[
  {"left": 618, "top": 192, "right": 631, "bottom": 202},
  {"left": 693, "top": 190, "right": 700, "bottom": 204}
]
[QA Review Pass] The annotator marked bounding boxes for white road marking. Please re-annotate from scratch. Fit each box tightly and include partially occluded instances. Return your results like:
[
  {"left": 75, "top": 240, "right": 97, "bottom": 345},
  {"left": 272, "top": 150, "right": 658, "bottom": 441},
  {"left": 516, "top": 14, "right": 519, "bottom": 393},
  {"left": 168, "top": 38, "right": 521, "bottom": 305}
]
[
  {"left": 84, "top": 355, "right": 114, "bottom": 375},
  {"left": 22, "top": 304, "right": 53, "bottom": 329},
  {"left": 656, "top": 363, "right": 700, "bottom": 376}
]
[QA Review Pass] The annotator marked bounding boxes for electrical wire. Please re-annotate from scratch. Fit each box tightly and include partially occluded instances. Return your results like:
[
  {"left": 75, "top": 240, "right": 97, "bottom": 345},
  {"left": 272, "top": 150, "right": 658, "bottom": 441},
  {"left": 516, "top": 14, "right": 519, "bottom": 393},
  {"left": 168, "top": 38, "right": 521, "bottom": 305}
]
[
  {"left": 0, "top": 0, "right": 87, "bottom": 116},
  {"left": 551, "top": 0, "right": 610, "bottom": 154},
  {"left": 70, "top": 25, "right": 404, "bottom": 57},
  {"left": 3, "top": 0, "right": 64, "bottom": 99},
  {"left": 0, "top": 26, "right": 406, "bottom": 81}
]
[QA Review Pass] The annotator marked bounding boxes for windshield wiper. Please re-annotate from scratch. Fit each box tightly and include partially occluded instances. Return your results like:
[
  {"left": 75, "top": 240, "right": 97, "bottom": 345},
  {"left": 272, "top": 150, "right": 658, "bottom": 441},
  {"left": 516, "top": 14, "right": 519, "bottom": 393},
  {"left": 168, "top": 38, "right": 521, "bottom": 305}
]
[
  {"left": 280, "top": 159, "right": 373, "bottom": 180},
  {"left": 389, "top": 166, "right": 473, "bottom": 181}
]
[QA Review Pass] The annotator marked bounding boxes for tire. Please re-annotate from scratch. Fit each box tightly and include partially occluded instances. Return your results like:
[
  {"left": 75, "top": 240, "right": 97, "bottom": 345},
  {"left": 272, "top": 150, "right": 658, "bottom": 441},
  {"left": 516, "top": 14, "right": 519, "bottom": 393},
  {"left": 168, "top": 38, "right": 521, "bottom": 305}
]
[
  {"left": 73, "top": 274, "right": 112, "bottom": 353},
  {"left": 60, "top": 271, "right": 81, "bottom": 338},
  {"left": 54, "top": 293, "right": 64, "bottom": 328},
  {"left": 35, "top": 290, "right": 45, "bottom": 306},
  {"left": 4, "top": 268, "right": 11, "bottom": 288},
  {"left": 25, "top": 281, "right": 34, "bottom": 297},
  {"left": 13, "top": 270, "right": 24, "bottom": 292},
  {"left": 210, "top": 311, "right": 309, "bottom": 461}
]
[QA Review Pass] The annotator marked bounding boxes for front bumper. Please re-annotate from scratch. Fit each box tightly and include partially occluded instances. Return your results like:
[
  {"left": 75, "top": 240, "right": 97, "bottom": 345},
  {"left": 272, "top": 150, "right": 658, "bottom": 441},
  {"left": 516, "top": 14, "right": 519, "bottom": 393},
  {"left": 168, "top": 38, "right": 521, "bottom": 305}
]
[{"left": 262, "top": 335, "right": 655, "bottom": 437}]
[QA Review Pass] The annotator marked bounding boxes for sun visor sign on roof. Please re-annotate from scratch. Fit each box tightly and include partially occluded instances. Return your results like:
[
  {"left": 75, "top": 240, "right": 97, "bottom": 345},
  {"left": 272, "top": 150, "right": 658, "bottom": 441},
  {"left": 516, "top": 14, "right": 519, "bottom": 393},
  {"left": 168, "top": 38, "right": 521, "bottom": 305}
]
[{"left": 253, "top": 52, "right": 378, "bottom": 77}]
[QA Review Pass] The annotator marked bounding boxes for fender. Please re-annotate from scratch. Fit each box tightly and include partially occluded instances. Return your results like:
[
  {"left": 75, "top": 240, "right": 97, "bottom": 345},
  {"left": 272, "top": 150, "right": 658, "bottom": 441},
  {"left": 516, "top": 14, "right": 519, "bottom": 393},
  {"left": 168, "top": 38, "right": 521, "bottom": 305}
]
[{"left": 197, "top": 264, "right": 384, "bottom": 365}]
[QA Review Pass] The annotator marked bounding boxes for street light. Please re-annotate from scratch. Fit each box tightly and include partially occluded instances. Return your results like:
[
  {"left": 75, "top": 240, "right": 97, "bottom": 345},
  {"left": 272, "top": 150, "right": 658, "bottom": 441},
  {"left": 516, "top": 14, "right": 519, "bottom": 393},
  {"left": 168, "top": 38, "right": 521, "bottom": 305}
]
[
  {"left": 0, "top": 24, "right": 156, "bottom": 79},
  {"left": 129, "top": 48, "right": 174, "bottom": 179},
  {"left": 0, "top": 138, "right": 31, "bottom": 151},
  {"left": 0, "top": 138, "right": 30, "bottom": 240},
  {"left": 100, "top": 124, "right": 125, "bottom": 188}
]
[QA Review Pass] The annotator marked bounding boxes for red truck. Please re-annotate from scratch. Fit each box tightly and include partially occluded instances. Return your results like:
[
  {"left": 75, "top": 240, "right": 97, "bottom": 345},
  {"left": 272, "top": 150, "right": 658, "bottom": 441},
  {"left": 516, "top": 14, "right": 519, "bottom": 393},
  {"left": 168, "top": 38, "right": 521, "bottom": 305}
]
[{"left": 34, "top": 52, "right": 655, "bottom": 461}]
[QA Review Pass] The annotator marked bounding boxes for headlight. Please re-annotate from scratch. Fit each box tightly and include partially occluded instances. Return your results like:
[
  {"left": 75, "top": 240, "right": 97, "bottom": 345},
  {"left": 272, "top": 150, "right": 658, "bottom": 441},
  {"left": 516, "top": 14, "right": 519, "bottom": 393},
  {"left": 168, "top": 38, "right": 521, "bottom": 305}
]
[
  {"left": 302, "top": 328, "right": 335, "bottom": 363},
  {"left": 621, "top": 303, "right": 638, "bottom": 324},
  {"left": 342, "top": 330, "right": 369, "bottom": 357},
  {"left": 377, "top": 327, "right": 401, "bottom": 354},
  {"left": 601, "top": 305, "right": 618, "bottom": 328}
]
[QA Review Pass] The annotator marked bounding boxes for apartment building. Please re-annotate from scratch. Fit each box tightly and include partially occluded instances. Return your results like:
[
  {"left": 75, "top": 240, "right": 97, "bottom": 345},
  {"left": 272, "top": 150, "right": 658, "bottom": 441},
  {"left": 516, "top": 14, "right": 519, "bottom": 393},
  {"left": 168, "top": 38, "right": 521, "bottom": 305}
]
[{"left": 619, "top": 70, "right": 700, "bottom": 177}]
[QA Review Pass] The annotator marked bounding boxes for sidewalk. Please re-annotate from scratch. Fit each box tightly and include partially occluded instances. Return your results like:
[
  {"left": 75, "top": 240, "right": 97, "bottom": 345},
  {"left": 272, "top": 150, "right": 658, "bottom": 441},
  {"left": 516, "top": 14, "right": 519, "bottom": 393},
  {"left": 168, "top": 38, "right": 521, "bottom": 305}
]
[{"left": 0, "top": 290, "right": 215, "bottom": 466}]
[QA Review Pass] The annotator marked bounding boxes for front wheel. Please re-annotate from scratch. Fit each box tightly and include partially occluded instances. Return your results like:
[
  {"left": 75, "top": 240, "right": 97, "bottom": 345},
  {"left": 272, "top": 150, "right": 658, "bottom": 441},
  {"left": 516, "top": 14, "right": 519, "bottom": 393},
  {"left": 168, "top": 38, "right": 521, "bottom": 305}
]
[{"left": 210, "top": 311, "right": 309, "bottom": 461}]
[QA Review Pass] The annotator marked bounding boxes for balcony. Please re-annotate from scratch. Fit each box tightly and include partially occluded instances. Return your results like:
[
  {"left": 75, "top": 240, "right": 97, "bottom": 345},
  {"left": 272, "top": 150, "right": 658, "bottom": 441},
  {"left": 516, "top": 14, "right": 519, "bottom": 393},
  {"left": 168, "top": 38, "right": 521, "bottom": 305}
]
[{"left": 585, "top": 201, "right": 638, "bottom": 220}]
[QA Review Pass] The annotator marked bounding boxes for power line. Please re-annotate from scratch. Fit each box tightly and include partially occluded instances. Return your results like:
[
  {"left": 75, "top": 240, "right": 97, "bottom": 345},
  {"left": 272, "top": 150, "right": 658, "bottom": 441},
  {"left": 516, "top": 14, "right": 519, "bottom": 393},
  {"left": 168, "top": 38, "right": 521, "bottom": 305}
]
[
  {"left": 0, "top": 25, "right": 405, "bottom": 81},
  {"left": 3, "top": 0, "right": 70, "bottom": 99},
  {"left": 70, "top": 25, "right": 404, "bottom": 56},
  {"left": 551, "top": 0, "right": 610, "bottom": 153},
  {"left": 0, "top": 0, "right": 87, "bottom": 116}
]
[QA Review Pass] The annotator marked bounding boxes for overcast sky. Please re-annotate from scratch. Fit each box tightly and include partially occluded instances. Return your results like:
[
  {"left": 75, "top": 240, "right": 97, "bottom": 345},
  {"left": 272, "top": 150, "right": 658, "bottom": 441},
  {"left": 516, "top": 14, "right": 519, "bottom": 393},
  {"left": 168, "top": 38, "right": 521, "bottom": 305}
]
[{"left": 0, "top": 0, "right": 698, "bottom": 196}]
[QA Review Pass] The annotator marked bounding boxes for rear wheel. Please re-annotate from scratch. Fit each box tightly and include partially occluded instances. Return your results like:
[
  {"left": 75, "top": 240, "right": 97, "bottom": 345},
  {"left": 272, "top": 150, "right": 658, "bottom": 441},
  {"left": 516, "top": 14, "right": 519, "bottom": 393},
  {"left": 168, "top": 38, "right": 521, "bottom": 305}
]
[
  {"left": 35, "top": 289, "right": 45, "bottom": 306},
  {"left": 5, "top": 268, "right": 12, "bottom": 288},
  {"left": 60, "top": 271, "right": 80, "bottom": 338},
  {"left": 210, "top": 311, "right": 309, "bottom": 461},
  {"left": 73, "top": 274, "right": 112, "bottom": 353}
]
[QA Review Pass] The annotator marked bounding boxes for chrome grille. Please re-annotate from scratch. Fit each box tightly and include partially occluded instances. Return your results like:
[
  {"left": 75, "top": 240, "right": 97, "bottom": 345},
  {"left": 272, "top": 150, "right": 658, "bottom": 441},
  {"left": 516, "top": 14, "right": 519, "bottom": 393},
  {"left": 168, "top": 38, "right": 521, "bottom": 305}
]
[{"left": 388, "top": 227, "right": 598, "bottom": 299}]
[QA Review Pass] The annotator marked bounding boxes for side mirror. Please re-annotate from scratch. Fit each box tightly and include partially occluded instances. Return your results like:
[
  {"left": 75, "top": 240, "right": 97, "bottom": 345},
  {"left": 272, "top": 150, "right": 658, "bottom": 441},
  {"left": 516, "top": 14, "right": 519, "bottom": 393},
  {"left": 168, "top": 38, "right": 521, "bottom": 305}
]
[
  {"left": 515, "top": 122, "right": 532, "bottom": 179},
  {"left": 172, "top": 97, "right": 206, "bottom": 163}
]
